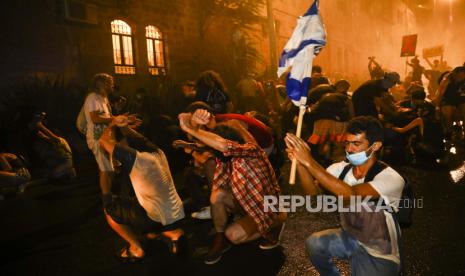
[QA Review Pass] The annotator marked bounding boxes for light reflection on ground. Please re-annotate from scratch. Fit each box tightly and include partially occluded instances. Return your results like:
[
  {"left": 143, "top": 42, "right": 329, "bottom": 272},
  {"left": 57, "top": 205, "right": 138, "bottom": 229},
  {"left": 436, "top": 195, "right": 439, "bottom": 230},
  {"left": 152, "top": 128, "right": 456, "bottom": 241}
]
[{"left": 449, "top": 161, "right": 465, "bottom": 183}]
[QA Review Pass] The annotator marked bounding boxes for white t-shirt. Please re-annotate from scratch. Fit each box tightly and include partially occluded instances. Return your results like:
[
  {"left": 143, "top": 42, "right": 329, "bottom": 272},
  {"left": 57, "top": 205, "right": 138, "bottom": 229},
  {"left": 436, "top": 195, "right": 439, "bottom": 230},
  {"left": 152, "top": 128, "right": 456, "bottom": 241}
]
[
  {"left": 83, "top": 92, "right": 112, "bottom": 149},
  {"left": 129, "top": 150, "right": 185, "bottom": 225},
  {"left": 327, "top": 160, "right": 404, "bottom": 264}
]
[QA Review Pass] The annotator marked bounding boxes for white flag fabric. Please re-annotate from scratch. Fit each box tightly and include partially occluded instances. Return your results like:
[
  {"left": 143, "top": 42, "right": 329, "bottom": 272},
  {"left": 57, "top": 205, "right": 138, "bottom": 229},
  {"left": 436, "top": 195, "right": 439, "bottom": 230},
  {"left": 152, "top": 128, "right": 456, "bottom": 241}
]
[{"left": 277, "top": 0, "right": 326, "bottom": 106}]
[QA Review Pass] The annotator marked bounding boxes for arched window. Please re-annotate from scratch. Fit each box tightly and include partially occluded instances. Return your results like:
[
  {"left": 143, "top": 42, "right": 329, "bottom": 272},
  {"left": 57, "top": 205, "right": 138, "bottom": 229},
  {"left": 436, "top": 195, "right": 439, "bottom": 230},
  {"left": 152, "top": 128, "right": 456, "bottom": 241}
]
[
  {"left": 146, "top": 25, "right": 166, "bottom": 75},
  {"left": 111, "top": 20, "right": 135, "bottom": 74}
]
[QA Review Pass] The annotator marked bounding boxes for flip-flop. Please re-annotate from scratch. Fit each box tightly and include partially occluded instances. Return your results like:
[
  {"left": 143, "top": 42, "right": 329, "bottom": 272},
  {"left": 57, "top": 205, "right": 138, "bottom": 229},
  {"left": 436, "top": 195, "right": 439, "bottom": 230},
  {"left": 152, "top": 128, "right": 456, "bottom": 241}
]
[{"left": 116, "top": 246, "right": 145, "bottom": 263}]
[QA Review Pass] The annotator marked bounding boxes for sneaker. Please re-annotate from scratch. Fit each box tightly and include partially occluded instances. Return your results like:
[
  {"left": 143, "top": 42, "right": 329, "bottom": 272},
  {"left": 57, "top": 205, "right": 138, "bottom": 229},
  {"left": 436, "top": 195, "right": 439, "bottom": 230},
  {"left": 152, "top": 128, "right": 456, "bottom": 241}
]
[
  {"left": 259, "top": 223, "right": 285, "bottom": 250},
  {"left": 191, "top": 206, "right": 211, "bottom": 220},
  {"left": 204, "top": 233, "right": 232, "bottom": 265}
]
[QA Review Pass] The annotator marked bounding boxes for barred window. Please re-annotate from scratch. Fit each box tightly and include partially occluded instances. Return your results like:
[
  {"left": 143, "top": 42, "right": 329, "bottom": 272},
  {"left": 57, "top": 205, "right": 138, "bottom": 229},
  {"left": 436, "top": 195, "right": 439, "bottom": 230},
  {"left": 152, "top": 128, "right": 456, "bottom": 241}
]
[
  {"left": 111, "top": 20, "right": 135, "bottom": 74},
  {"left": 145, "top": 25, "right": 166, "bottom": 76}
]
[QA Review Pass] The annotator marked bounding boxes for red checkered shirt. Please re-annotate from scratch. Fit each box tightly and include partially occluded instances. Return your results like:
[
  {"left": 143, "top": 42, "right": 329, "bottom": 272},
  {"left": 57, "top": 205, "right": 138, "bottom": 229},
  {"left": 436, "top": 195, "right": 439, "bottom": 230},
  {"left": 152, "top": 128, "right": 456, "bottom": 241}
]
[{"left": 212, "top": 141, "right": 281, "bottom": 234}]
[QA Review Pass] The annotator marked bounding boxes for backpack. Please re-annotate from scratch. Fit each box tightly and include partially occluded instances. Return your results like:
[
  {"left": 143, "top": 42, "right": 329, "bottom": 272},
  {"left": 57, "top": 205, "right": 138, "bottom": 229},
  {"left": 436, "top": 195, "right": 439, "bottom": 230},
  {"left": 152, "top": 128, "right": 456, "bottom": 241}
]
[
  {"left": 76, "top": 105, "right": 87, "bottom": 135},
  {"left": 338, "top": 161, "right": 414, "bottom": 228}
]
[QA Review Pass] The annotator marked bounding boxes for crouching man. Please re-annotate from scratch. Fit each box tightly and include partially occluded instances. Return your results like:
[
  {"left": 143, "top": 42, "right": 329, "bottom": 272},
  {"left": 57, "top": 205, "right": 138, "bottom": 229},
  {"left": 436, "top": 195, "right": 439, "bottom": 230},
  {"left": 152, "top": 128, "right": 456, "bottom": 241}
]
[
  {"left": 178, "top": 109, "right": 286, "bottom": 265},
  {"left": 285, "top": 116, "right": 404, "bottom": 276},
  {"left": 99, "top": 117, "right": 185, "bottom": 261}
]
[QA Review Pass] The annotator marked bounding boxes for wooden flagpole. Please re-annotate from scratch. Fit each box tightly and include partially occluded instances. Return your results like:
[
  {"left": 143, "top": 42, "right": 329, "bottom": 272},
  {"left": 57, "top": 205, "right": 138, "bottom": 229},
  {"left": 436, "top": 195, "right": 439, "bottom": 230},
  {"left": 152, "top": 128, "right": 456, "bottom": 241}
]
[{"left": 289, "top": 104, "right": 306, "bottom": 185}]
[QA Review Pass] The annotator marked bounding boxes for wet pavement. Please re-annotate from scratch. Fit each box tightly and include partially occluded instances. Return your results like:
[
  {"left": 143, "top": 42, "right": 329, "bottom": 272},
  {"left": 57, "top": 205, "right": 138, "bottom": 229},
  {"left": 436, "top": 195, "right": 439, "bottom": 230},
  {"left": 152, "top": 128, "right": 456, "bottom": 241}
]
[{"left": 1, "top": 148, "right": 465, "bottom": 275}]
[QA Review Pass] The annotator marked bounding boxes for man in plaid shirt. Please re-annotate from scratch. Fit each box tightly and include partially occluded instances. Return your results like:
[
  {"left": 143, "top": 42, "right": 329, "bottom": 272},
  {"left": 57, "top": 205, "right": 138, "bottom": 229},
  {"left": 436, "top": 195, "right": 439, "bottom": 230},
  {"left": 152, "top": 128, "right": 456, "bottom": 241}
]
[{"left": 179, "top": 109, "right": 286, "bottom": 265}]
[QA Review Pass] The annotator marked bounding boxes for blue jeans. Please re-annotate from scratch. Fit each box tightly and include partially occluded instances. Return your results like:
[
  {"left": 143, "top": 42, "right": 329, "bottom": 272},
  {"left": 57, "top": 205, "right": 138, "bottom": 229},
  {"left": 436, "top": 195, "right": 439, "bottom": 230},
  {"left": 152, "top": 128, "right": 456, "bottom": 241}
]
[{"left": 306, "top": 228, "right": 399, "bottom": 276}]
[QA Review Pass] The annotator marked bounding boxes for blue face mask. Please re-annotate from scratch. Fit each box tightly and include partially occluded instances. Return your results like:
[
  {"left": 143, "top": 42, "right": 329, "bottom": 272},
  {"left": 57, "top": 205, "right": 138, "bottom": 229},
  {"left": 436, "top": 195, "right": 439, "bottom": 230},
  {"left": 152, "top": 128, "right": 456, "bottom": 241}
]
[{"left": 346, "top": 145, "right": 374, "bottom": 166}]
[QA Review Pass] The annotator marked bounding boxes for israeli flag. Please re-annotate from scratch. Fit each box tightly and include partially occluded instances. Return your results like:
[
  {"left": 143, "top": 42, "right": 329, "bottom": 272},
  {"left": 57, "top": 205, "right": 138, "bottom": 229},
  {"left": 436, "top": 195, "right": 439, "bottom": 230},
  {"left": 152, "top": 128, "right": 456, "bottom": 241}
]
[{"left": 277, "top": 0, "right": 326, "bottom": 106}]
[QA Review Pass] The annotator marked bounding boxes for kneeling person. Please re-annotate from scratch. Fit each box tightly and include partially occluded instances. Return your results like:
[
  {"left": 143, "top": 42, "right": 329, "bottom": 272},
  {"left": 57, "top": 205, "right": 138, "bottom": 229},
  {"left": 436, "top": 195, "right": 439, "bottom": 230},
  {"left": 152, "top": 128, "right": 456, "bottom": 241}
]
[
  {"left": 99, "top": 117, "right": 185, "bottom": 260},
  {"left": 286, "top": 116, "right": 404, "bottom": 276},
  {"left": 179, "top": 109, "right": 286, "bottom": 265}
]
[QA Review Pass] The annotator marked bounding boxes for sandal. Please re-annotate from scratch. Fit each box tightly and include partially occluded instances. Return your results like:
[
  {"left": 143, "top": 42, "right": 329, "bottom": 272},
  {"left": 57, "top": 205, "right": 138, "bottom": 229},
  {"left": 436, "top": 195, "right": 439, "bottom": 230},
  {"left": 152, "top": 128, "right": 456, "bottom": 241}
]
[{"left": 116, "top": 246, "right": 145, "bottom": 263}]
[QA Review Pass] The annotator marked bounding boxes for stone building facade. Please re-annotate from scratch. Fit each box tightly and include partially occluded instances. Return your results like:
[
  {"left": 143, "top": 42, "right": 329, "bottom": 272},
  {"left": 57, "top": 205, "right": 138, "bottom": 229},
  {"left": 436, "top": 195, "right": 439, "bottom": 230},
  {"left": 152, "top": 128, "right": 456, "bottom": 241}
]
[
  {"left": 1, "top": 0, "right": 419, "bottom": 102},
  {"left": 1, "top": 0, "right": 251, "bottom": 97},
  {"left": 4, "top": 1, "right": 175, "bottom": 90}
]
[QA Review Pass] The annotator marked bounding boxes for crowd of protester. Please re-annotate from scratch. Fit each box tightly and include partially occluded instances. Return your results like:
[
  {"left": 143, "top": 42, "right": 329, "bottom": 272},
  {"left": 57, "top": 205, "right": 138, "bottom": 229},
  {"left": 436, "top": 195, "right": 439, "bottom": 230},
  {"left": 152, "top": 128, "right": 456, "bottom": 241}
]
[{"left": 1, "top": 56, "right": 465, "bottom": 274}]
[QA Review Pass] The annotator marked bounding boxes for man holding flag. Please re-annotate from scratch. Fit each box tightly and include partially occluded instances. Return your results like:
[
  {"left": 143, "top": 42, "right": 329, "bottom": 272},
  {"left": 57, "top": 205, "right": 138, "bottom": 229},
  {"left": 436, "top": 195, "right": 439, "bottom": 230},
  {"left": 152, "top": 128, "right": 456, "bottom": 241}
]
[
  {"left": 277, "top": 0, "right": 326, "bottom": 184},
  {"left": 279, "top": 3, "right": 402, "bottom": 275}
]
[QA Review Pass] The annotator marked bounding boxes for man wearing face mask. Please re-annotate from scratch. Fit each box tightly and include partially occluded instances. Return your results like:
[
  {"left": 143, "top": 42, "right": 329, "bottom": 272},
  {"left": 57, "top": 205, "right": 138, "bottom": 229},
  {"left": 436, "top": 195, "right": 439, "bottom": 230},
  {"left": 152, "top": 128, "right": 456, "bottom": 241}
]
[
  {"left": 352, "top": 72, "right": 402, "bottom": 118},
  {"left": 285, "top": 116, "right": 405, "bottom": 276}
]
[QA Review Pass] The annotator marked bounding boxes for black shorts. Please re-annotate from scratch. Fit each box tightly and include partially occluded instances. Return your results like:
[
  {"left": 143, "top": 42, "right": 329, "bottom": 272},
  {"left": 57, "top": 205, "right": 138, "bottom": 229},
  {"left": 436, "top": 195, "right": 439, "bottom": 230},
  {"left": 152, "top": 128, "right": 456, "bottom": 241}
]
[{"left": 105, "top": 197, "right": 183, "bottom": 233}]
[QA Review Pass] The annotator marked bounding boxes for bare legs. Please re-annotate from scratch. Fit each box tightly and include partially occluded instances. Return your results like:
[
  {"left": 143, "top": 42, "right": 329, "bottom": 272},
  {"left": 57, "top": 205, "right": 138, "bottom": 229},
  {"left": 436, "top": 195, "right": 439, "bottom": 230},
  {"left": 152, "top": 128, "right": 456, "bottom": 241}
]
[
  {"left": 210, "top": 188, "right": 280, "bottom": 244},
  {"left": 99, "top": 171, "right": 114, "bottom": 195},
  {"left": 105, "top": 214, "right": 144, "bottom": 258}
]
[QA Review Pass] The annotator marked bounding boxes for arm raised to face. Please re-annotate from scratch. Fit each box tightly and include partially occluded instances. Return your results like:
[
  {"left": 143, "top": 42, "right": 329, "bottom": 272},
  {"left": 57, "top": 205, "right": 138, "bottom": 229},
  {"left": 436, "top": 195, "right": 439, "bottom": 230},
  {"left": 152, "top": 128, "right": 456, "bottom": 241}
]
[{"left": 179, "top": 112, "right": 229, "bottom": 153}]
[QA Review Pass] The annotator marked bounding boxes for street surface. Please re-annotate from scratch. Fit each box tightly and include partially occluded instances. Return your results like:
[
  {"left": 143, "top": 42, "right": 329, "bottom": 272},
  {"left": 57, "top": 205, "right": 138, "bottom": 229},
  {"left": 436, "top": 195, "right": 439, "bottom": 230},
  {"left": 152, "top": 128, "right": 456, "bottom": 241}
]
[{"left": 1, "top": 147, "right": 465, "bottom": 275}]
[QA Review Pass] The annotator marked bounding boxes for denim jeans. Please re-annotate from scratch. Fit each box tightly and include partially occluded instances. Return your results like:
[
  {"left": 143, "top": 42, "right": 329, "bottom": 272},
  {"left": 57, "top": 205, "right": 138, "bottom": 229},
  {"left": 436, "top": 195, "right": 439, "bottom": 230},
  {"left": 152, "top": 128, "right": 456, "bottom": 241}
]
[{"left": 306, "top": 228, "right": 399, "bottom": 276}]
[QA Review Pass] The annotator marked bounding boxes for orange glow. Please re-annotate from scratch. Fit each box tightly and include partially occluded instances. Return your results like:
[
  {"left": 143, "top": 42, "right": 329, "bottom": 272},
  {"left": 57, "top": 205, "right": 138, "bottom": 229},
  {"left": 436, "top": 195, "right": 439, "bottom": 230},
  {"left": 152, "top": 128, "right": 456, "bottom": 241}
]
[{"left": 111, "top": 20, "right": 135, "bottom": 74}]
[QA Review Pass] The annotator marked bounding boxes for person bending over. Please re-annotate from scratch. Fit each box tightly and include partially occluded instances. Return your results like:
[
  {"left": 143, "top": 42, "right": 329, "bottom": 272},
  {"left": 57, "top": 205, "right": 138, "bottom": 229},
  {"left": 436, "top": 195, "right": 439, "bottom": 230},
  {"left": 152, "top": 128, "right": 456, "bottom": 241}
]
[
  {"left": 99, "top": 117, "right": 185, "bottom": 261},
  {"left": 178, "top": 109, "right": 286, "bottom": 265}
]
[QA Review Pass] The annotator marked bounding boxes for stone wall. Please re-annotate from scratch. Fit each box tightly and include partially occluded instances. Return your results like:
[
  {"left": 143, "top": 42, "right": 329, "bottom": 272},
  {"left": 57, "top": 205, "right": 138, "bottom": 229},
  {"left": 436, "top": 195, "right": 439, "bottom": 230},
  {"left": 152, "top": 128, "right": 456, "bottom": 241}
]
[{"left": 1, "top": 0, "right": 241, "bottom": 98}]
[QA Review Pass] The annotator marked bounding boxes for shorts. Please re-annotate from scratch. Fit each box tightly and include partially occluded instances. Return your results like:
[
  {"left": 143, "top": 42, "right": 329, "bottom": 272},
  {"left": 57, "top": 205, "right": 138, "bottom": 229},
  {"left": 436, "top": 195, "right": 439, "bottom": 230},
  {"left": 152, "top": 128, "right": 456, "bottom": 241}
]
[
  {"left": 88, "top": 140, "right": 114, "bottom": 172},
  {"left": 234, "top": 211, "right": 287, "bottom": 236},
  {"left": 105, "top": 197, "right": 183, "bottom": 233},
  {"left": 308, "top": 119, "right": 347, "bottom": 145},
  {"left": 231, "top": 216, "right": 257, "bottom": 236}
]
